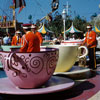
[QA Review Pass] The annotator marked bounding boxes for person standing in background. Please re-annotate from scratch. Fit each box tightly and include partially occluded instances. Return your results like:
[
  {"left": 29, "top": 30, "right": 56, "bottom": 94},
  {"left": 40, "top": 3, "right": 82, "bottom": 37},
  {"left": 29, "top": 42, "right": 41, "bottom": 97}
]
[
  {"left": 20, "top": 24, "right": 40, "bottom": 52},
  {"left": 11, "top": 30, "right": 22, "bottom": 46},
  {"left": 82, "top": 24, "right": 97, "bottom": 70},
  {"left": 31, "top": 24, "right": 43, "bottom": 45},
  {"left": 3, "top": 33, "right": 11, "bottom": 45},
  {"left": 45, "top": 32, "right": 51, "bottom": 41},
  {"left": 58, "top": 33, "right": 64, "bottom": 42}
]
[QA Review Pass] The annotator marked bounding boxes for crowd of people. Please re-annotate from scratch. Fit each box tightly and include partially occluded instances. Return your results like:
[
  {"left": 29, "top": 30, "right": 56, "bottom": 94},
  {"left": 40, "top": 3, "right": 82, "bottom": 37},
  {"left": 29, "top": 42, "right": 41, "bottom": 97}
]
[{"left": 0, "top": 24, "right": 43, "bottom": 53}]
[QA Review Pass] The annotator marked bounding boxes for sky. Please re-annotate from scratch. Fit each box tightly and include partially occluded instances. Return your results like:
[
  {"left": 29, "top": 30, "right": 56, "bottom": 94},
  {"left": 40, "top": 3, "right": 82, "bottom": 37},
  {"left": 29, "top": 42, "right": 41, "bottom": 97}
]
[{"left": 0, "top": 0, "right": 100, "bottom": 24}]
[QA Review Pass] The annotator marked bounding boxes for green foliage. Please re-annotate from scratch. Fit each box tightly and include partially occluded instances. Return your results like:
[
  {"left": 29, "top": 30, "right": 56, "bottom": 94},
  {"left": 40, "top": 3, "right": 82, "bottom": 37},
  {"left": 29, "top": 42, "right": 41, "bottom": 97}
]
[
  {"left": 90, "top": 14, "right": 100, "bottom": 29},
  {"left": 45, "top": 13, "right": 88, "bottom": 37},
  {"left": 91, "top": 13, "right": 97, "bottom": 20},
  {"left": 47, "top": 14, "right": 63, "bottom": 37},
  {"left": 28, "top": 14, "right": 33, "bottom": 24},
  {"left": 73, "top": 15, "right": 87, "bottom": 33},
  {"left": 38, "top": 12, "right": 94, "bottom": 38}
]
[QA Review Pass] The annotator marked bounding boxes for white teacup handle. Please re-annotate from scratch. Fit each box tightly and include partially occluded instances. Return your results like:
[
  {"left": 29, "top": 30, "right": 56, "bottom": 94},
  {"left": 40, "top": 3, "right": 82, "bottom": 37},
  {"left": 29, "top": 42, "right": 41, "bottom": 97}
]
[{"left": 78, "top": 46, "right": 88, "bottom": 59}]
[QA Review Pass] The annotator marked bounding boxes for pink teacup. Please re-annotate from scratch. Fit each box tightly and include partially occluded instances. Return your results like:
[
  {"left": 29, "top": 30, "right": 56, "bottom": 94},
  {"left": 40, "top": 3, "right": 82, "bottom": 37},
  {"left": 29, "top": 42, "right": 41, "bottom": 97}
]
[{"left": 0, "top": 47, "right": 59, "bottom": 89}]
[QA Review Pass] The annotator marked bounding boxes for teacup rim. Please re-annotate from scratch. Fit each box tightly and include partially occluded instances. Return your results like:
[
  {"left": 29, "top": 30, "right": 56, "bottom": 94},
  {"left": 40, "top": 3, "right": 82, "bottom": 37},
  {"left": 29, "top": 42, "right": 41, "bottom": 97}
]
[
  {"left": 46, "top": 44, "right": 79, "bottom": 47},
  {"left": 59, "top": 44, "right": 79, "bottom": 47},
  {"left": 62, "top": 39, "right": 84, "bottom": 42},
  {"left": 0, "top": 47, "right": 59, "bottom": 53}
]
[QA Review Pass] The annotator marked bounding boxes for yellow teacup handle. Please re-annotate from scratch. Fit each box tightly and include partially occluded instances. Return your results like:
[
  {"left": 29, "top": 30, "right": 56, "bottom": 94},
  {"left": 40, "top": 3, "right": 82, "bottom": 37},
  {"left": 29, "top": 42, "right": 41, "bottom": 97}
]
[{"left": 78, "top": 46, "right": 88, "bottom": 59}]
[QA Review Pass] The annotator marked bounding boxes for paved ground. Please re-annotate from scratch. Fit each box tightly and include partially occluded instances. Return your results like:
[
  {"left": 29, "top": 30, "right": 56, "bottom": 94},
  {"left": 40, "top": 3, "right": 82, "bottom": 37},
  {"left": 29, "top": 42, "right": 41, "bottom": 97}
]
[{"left": 88, "top": 91, "right": 100, "bottom": 100}]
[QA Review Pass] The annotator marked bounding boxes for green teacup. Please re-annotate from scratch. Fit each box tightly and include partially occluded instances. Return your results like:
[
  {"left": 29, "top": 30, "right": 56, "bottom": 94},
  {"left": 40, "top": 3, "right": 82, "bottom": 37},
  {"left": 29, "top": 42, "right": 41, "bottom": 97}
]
[{"left": 1, "top": 45, "right": 21, "bottom": 51}]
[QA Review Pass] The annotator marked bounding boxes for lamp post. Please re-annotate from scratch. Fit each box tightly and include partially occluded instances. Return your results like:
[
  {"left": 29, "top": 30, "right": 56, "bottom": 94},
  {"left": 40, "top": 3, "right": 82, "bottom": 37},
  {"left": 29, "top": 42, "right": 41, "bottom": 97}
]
[{"left": 62, "top": 9, "right": 66, "bottom": 41}]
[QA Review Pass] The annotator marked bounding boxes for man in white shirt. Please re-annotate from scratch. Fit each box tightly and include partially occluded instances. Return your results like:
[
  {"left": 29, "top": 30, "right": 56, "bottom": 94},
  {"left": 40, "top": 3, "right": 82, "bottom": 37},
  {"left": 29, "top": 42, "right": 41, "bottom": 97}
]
[{"left": 3, "top": 33, "right": 11, "bottom": 45}]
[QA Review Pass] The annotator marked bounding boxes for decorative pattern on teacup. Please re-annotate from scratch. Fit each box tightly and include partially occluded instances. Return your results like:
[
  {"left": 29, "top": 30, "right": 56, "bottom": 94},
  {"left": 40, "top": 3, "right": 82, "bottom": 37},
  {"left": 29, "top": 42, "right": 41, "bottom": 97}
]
[{"left": 0, "top": 51, "right": 58, "bottom": 78}]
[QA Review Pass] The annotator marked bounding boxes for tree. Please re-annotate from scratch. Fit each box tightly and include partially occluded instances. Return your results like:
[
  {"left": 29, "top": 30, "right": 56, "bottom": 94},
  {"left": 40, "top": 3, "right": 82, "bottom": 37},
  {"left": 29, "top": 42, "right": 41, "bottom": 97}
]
[
  {"left": 73, "top": 15, "right": 87, "bottom": 33},
  {"left": 45, "top": 12, "right": 72, "bottom": 37},
  {"left": 90, "top": 14, "right": 100, "bottom": 29},
  {"left": 91, "top": 13, "right": 97, "bottom": 20},
  {"left": 46, "top": 14, "right": 63, "bottom": 37},
  {"left": 28, "top": 14, "right": 33, "bottom": 24},
  {"left": 40, "top": 12, "right": 88, "bottom": 38}
]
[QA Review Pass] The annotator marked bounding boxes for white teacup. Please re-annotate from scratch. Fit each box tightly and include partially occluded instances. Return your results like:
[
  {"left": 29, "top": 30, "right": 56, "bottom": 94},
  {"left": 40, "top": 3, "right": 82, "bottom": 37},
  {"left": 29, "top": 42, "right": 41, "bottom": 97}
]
[{"left": 46, "top": 44, "right": 88, "bottom": 72}]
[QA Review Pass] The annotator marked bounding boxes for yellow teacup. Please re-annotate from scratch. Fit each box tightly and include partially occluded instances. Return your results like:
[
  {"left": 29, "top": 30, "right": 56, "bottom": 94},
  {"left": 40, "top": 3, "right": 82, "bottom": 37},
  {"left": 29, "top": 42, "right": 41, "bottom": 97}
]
[{"left": 46, "top": 45, "right": 88, "bottom": 72}]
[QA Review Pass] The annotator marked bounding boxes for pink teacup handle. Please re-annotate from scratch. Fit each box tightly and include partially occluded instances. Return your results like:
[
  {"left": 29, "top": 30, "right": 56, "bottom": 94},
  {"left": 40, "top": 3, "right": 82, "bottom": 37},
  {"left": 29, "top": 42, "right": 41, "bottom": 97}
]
[
  {"left": 78, "top": 46, "right": 88, "bottom": 59},
  {"left": 5, "top": 52, "right": 21, "bottom": 76},
  {"left": 6, "top": 52, "right": 28, "bottom": 77}
]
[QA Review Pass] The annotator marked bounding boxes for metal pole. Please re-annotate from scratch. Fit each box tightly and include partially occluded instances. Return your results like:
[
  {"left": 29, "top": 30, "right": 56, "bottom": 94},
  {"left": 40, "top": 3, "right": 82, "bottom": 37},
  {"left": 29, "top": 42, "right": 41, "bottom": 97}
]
[
  {"left": 12, "top": 4, "right": 16, "bottom": 31},
  {"left": 66, "top": 1, "right": 68, "bottom": 15},
  {"left": 62, "top": 9, "right": 66, "bottom": 41},
  {"left": 63, "top": 19, "right": 66, "bottom": 41}
]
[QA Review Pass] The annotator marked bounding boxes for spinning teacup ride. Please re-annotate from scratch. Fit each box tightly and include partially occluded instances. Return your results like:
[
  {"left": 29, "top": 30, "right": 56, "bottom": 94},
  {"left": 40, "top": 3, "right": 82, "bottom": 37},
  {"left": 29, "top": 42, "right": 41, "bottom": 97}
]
[
  {"left": 45, "top": 42, "right": 91, "bottom": 79},
  {"left": 0, "top": 46, "right": 75, "bottom": 95},
  {"left": 0, "top": 47, "right": 59, "bottom": 89},
  {"left": 46, "top": 44, "right": 88, "bottom": 72}
]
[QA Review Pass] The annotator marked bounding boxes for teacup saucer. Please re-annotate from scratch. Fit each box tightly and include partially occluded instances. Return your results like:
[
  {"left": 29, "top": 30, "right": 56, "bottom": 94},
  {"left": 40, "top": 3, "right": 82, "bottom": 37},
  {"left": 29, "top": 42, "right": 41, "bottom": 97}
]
[
  {"left": 54, "top": 66, "right": 91, "bottom": 79},
  {"left": 54, "top": 66, "right": 90, "bottom": 74},
  {"left": 0, "top": 76, "right": 74, "bottom": 95}
]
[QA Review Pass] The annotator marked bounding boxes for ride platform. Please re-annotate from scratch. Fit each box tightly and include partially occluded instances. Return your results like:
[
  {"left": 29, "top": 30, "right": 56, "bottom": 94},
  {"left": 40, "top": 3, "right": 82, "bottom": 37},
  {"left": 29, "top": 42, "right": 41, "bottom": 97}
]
[{"left": 0, "top": 65, "right": 100, "bottom": 100}]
